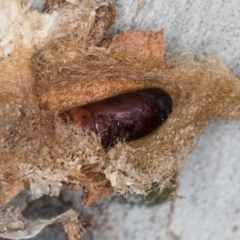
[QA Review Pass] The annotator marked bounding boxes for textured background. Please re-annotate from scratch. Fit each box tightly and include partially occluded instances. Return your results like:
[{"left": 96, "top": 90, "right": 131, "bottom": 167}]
[{"left": 2, "top": 0, "right": 240, "bottom": 239}]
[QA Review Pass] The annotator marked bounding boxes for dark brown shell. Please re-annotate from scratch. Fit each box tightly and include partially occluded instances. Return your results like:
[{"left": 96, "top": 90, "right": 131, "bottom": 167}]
[{"left": 59, "top": 88, "right": 172, "bottom": 148}]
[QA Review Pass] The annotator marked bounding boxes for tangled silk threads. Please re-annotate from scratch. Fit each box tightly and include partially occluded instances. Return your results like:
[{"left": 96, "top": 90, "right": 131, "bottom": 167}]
[{"left": 1, "top": 0, "right": 240, "bottom": 212}]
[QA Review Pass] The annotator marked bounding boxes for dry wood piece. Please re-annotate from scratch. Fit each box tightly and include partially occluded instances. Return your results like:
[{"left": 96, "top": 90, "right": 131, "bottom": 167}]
[{"left": 102, "top": 29, "right": 165, "bottom": 61}]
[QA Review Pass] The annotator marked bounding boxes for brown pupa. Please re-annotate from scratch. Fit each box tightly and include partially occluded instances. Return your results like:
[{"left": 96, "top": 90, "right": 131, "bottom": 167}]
[{"left": 59, "top": 88, "right": 173, "bottom": 148}]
